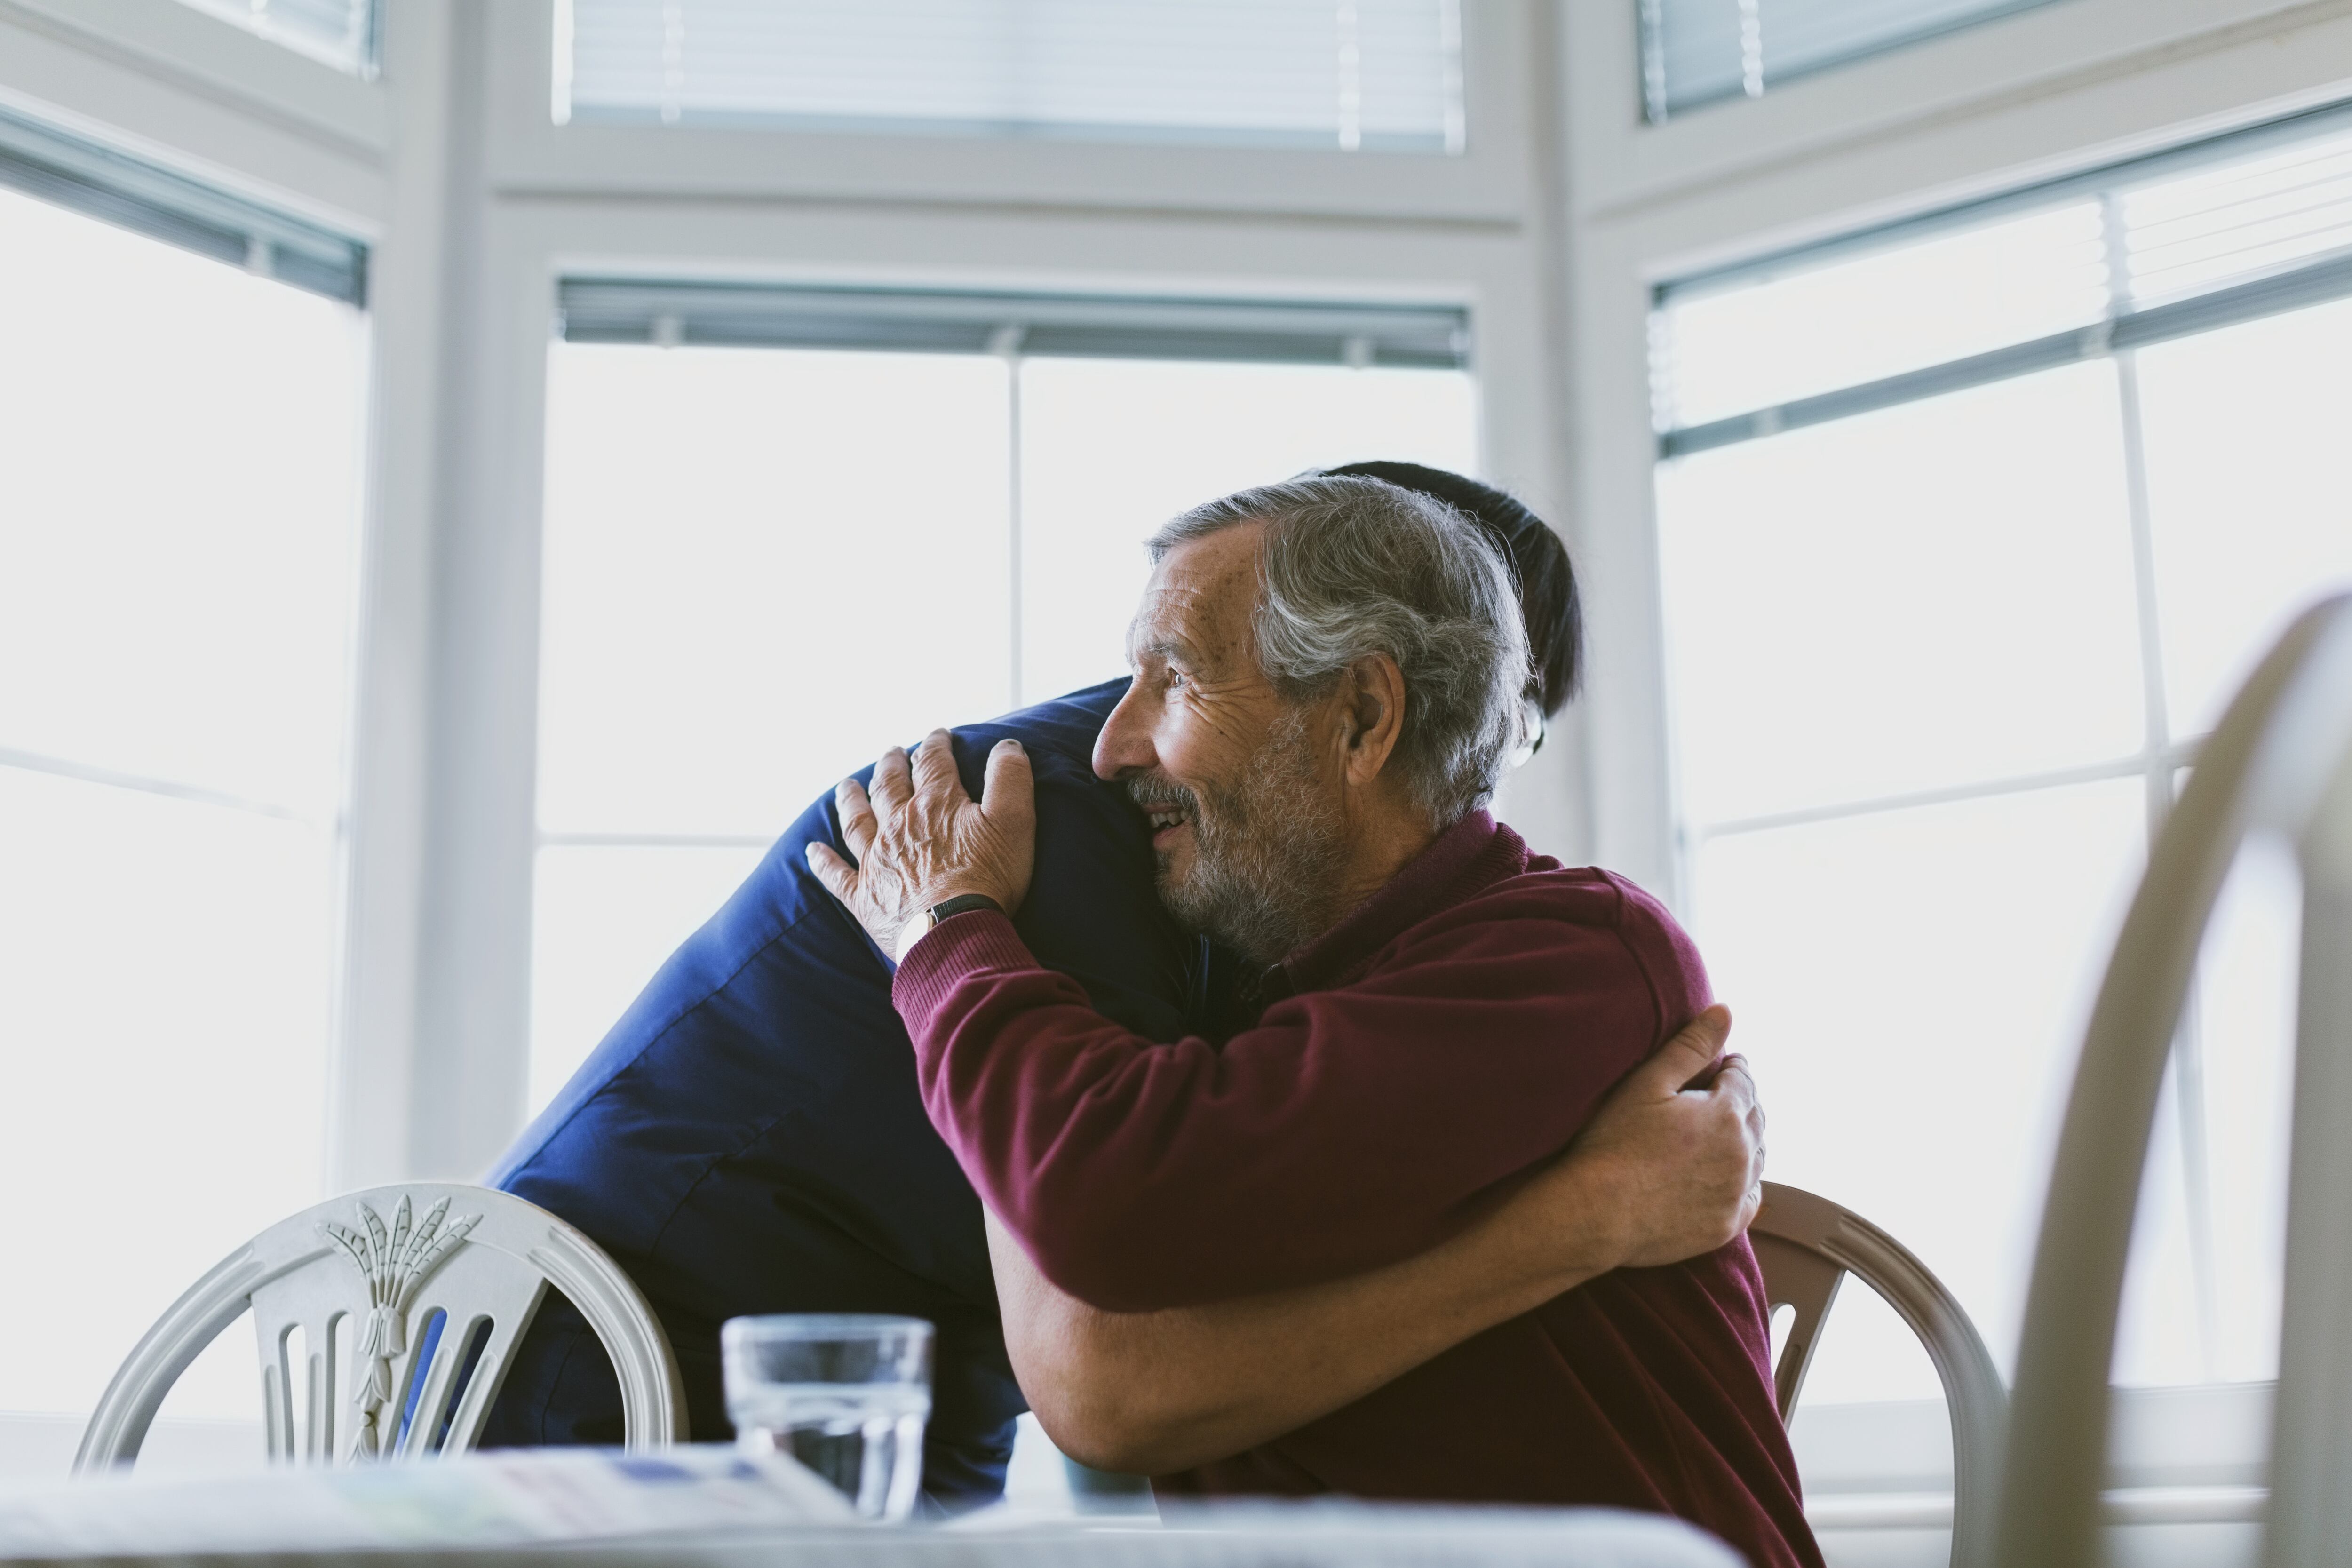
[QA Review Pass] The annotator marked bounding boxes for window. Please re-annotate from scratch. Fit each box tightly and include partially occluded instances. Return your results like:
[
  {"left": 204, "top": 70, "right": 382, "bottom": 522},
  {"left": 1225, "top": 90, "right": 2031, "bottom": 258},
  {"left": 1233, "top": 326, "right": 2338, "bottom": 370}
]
[
  {"left": 1640, "top": 0, "right": 2069, "bottom": 123},
  {"left": 170, "top": 0, "right": 379, "bottom": 77},
  {"left": 0, "top": 171, "right": 366, "bottom": 1428},
  {"left": 0, "top": 105, "right": 366, "bottom": 307},
  {"left": 556, "top": 0, "right": 1466, "bottom": 153},
  {"left": 1652, "top": 108, "right": 2352, "bottom": 1406},
  {"left": 529, "top": 298, "right": 1478, "bottom": 1111}
]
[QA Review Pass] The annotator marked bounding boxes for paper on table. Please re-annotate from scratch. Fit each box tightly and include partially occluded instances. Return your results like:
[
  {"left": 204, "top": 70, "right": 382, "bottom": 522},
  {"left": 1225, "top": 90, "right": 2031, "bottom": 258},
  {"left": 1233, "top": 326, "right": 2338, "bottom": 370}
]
[{"left": 0, "top": 1444, "right": 854, "bottom": 1559}]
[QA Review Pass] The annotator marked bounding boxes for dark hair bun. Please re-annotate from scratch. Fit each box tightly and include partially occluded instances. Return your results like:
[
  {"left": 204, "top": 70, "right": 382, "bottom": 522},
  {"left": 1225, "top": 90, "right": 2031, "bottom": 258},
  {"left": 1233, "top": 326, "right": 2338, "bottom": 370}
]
[{"left": 1320, "top": 461, "right": 1582, "bottom": 716}]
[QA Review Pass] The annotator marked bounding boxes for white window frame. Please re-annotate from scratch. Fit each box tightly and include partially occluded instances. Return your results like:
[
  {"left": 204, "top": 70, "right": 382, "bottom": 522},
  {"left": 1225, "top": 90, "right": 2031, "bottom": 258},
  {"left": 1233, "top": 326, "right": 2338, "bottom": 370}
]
[
  {"left": 1559, "top": 0, "right": 2352, "bottom": 896},
  {"left": 1558, "top": 0, "right": 2352, "bottom": 1530},
  {"left": 484, "top": 4, "right": 1526, "bottom": 223}
]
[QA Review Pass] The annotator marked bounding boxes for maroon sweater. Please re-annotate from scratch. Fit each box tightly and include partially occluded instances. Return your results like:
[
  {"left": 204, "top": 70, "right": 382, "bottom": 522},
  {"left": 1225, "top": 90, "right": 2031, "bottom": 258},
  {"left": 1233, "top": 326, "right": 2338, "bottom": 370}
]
[{"left": 892, "top": 812, "right": 1820, "bottom": 1568}]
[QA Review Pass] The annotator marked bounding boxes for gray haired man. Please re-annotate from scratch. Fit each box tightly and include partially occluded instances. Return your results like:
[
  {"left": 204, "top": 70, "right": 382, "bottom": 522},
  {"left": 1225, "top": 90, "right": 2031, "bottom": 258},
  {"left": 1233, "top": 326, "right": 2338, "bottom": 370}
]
[{"left": 811, "top": 477, "right": 1819, "bottom": 1567}]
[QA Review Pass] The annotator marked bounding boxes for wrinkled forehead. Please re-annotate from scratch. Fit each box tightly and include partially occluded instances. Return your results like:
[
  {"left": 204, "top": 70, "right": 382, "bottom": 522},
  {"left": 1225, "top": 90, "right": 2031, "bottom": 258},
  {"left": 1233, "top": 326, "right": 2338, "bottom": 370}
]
[{"left": 1127, "top": 524, "right": 1264, "bottom": 669}]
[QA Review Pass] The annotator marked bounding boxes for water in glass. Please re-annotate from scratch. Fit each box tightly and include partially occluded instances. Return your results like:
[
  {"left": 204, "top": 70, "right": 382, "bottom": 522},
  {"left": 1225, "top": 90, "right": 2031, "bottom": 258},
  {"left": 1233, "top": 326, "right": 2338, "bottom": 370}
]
[
  {"left": 722, "top": 1313, "right": 932, "bottom": 1522},
  {"left": 732, "top": 1382, "right": 930, "bottom": 1520}
]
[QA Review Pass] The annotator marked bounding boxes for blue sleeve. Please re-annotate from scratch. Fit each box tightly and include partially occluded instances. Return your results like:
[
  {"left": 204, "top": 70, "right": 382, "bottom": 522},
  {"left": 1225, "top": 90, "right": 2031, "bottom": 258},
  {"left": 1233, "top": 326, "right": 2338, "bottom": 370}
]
[
  {"left": 939, "top": 713, "right": 1192, "bottom": 1043},
  {"left": 483, "top": 678, "right": 1190, "bottom": 1506},
  {"left": 494, "top": 678, "right": 1184, "bottom": 1196}
]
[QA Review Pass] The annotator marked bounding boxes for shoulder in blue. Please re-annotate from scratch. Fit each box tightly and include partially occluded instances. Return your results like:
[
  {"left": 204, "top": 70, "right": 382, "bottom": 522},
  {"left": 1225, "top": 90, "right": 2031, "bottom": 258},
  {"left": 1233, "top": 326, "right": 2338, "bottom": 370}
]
[{"left": 485, "top": 678, "right": 1193, "bottom": 1508}]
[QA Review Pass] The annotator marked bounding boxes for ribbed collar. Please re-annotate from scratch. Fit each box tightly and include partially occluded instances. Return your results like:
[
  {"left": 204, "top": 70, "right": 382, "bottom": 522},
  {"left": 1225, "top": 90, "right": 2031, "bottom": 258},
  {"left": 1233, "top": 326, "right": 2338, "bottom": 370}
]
[{"left": 1255, "top": 808, "right": 1519, "bottom": 1003}]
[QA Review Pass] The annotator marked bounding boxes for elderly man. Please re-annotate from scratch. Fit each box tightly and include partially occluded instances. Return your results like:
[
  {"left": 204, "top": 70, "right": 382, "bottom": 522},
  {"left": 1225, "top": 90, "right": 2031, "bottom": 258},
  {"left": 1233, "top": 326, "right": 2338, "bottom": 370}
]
[
  {"left": 810, "top": 476, "right": 1819, "bottom": 1567},
  {"left": 486, "top": 464, "right": 1766, "bottom": 1513}
]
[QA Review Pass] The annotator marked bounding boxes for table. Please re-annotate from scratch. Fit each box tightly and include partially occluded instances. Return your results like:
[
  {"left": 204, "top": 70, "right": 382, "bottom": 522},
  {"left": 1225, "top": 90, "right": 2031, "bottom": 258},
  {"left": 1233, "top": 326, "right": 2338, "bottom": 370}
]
[{"left": 0, "top": 1447, "right": 1740, "bottom": 1568}]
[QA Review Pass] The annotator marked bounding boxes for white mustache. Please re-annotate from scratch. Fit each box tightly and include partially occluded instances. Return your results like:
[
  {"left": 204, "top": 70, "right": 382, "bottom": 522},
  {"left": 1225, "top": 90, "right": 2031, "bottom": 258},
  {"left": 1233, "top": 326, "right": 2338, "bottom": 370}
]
[{"left": 1126, "top": 780, "right": 1201, "bottom": 817}]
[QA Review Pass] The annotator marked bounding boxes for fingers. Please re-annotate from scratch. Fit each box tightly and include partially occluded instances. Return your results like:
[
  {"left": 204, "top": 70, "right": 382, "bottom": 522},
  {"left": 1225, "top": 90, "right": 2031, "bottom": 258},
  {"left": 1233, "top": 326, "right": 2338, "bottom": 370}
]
[
  {"left": 981, "top": 738, "right": 1033, "bottom": 821},
  {"left": 1709, "top": 1051, "right": 1768, "bottom": 1202},
  {"left": 870, "top": 747, "right": 913, "bottom": 823},
  {"left": 1709, "top": 1051, "right": 1766, "bottom": 1159},
  {"left": 803, "top": 840, "right": 858, "bottom": 906},
  {"left": 835, "top": 777, "right": 879, "bottom": 860},
  {"left": 1631, "top": 1003, "right": 1732, "bottom": 1096},
  {"left": 1708, "top": 1052, "right": 1756, "bottom": 1114},
  {"left": 911, "top": 728, "right": 963, "bottom": 801}
]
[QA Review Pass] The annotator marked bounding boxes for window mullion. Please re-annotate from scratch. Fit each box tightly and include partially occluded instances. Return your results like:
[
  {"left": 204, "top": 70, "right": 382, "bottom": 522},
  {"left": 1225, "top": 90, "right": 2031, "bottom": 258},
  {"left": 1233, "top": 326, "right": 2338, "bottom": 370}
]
[
  {"left": 1692, "top": 752, "right": 2153, "bottom": 841},
  {"left": 2100, "top": 193, "right": 2174, "bottom": 799},
  {"left": 995, "top": 327, "right": 1028, "bottom": 711},
  {"left": 2106, "top": 191, "right": 2224, "bottom": 1380},
  {"left": 0, "top": 743, "right": 315, "bottom": 826}
]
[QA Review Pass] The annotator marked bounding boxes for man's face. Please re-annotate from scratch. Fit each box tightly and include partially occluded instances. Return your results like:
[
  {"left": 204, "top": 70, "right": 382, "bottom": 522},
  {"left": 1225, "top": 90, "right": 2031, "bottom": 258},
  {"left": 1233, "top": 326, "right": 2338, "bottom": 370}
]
[{"left": 1092, "top": 525, "right": 1350, "bottom": 964}]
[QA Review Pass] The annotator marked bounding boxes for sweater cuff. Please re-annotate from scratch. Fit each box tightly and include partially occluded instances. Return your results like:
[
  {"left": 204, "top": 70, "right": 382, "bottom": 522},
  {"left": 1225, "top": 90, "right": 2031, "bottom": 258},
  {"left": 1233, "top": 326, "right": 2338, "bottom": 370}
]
[{"left": 891, "top": 910, "right": 1041, "bottom": 1040}]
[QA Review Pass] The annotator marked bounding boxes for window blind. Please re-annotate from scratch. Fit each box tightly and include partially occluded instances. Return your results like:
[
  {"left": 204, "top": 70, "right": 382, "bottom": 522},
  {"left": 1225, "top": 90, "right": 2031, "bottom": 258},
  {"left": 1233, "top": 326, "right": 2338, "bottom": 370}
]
[
  {"left": 1639, "top": 0, "right": 2065, "bottom": 122},
  {"left": 0, "top": 106, "right": 367, "bottom": 306},
  {"left": 557, "top": 280, "right": 1470, "bottom": 368},
  {"left": 171, "top": 0, "right": 378, "bottom": 76},
  {"left": 1654, "top": 103, "right": 2352, "bottom": 455},
  {"left": 2118, "top": 128, "right": 2352, "bottom": 308},
  {"left": 558, "top": 0, "right": 1466, "bottom": 153}
]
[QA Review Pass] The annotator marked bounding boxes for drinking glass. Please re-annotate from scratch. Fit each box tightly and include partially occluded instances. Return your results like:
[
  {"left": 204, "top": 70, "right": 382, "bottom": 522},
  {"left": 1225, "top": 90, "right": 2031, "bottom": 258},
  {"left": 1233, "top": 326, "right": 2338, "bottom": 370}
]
[{"left": 720, "top": 1314, "right": 933, "bottom": 1521}]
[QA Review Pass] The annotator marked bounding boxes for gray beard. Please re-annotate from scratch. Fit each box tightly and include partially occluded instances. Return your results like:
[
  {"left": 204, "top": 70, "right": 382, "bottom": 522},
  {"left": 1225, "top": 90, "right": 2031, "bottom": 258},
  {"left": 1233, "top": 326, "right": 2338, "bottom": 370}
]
[{"left": 1131, "top": 709, "right": 1350, "bottom": 968}]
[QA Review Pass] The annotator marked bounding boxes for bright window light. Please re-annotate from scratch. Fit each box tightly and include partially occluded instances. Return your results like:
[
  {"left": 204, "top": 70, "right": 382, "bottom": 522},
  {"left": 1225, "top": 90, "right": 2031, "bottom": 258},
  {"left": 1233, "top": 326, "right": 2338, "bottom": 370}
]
[
  {"left": 1016, "top": 357, "right": 1478, "bottom": 709},
  {"left": 560, "top": 0, "right": 1466, "bottom": 153},
  {"left": 0, "top": 184, "right": 365, "bottom": 1425},
  {"left": 536, "top": 345, "right": 1015, "bottom": 841},
  {"left": 2134, "top": 298, "right": 2352, "bottom": 734},
  {"left": 1693, "top": 776, "right": 2150, "bottom": 1400},
  {"left": 1656, "top": 362, "right": 2143, "bottom": 828},
  {"left": 529, "top": 340, "right": 1477, "bottom": 1111},
  {"left": 1656, "top": 203, "right": 2109, "bottom": 430},
  {"left": 1653, "top": 115, "right": 2352, "bottom": 1418}
]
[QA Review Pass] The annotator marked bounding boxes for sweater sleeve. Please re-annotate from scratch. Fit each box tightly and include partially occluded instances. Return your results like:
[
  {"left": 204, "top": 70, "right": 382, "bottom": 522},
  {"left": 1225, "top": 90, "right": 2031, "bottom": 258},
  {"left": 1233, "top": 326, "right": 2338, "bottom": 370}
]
[{"left": 891, "top": 899, "right": 1670, "bottom": 1312}]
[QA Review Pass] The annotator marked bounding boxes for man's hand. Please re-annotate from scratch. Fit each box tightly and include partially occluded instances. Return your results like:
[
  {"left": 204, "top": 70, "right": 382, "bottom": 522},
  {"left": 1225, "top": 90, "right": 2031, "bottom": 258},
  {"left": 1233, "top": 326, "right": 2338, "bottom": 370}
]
[
  {"left": 1553, "top": 1004, "right": 1764, "bottom": 1268},
  {"left": 805, "top": 728, "right": 1036, "bottom": 957}
]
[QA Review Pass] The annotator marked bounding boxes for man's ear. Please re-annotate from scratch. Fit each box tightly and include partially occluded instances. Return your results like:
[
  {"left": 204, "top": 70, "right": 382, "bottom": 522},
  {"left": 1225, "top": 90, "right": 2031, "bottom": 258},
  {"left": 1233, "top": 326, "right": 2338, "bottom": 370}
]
[{"left": 1339, "top": 654, "right": 1407, "bottom": 787}]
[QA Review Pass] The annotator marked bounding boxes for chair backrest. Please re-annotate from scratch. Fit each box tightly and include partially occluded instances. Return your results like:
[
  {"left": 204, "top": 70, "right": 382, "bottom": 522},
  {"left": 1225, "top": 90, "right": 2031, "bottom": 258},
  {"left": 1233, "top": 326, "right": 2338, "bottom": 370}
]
[
  {"left": 1750, "top": 1182, "right": 2007, "bottom": 1568},
  {"left": 74, "top": 1183, "right": 687, "bottom": 1471},
  {"left": 1992, "top": 593, "right": 2352, "bottom": 1568}
]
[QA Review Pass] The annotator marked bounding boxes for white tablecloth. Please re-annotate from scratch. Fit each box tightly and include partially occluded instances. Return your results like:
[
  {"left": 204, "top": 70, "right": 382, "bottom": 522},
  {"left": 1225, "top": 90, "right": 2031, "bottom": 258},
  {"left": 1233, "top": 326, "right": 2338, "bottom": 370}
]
[{"left": 0, "top": 1448, "right": 1740, "bottom": 1568}]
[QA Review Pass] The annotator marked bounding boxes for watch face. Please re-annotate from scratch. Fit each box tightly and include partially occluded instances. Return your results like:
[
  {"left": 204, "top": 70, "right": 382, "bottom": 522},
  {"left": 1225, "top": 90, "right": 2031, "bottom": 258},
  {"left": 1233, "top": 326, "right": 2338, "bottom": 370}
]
[{"left": 896, "top": 912, "right": 930, "bottom": 963}]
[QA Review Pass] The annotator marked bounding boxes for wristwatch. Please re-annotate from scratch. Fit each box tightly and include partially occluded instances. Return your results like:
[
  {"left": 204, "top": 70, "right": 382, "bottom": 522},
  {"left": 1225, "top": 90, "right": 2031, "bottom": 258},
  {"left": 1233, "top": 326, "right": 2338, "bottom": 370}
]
[{"left": 896, "top": 892, "right": 1004, "bottom": 963}]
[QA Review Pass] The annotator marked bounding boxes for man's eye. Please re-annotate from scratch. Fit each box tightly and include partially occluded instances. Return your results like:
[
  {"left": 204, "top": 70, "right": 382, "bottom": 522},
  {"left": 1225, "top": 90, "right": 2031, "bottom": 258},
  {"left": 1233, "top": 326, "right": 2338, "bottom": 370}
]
[{"left": 1166, "top": 669, "right": 1187, "bottom": 690}]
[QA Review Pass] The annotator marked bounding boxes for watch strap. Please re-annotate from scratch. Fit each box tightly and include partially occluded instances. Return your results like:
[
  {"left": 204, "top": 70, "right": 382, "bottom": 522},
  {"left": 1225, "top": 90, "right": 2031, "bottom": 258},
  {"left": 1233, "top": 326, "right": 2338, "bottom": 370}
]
[
  {"left": 926, "top": 892, "right": 1004, "bottom": 924},
  {"left": 897, "top": 892, "right": 1005, "bottom": 964}
]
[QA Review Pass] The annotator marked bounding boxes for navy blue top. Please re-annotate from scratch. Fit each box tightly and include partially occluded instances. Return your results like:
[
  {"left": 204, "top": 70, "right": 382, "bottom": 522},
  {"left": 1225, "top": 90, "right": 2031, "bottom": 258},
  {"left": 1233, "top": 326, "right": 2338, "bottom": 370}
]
[{"left": 483, "top": 679, "right": 1207, "bottom": 1506}]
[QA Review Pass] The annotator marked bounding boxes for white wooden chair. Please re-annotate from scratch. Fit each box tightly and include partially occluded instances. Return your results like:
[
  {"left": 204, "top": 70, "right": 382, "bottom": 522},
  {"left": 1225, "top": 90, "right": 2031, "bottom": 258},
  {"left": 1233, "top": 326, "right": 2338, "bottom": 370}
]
[
  {"left": 1750, "top": 1181, "right": 2006, "bottom": 1568},
  {"left": 1993, "top": 593, "right": 2352, "bottom": 1568},
  {"left": 74, "top": 1183, "right": 687, "bottom": 1470}
]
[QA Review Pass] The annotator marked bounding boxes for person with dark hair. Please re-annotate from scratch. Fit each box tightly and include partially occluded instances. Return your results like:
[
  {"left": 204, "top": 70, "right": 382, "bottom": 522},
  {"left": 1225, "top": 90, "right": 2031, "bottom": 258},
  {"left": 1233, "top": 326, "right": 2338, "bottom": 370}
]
[
  {"left": 485, "top": 465, "right": 1763, "bottom": 1517},
  {"left": 1320, "top": 460, "right": 1583, "bottom": 723}
]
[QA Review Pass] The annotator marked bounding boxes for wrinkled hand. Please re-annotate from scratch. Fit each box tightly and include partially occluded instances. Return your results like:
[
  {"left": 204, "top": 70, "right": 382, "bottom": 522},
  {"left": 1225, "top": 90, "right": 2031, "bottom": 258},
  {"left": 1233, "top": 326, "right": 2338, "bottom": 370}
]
[
  {"left": 1544, "top": 1005, "right": 1764, "bottom": 1269},
  {"left": 805, "top": 729, "right": 1036, "bottom": 958}
]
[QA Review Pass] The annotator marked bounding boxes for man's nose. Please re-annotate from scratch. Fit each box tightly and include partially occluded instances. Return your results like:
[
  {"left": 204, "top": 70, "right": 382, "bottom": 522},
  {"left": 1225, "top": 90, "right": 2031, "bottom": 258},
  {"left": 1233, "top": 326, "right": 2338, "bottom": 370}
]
[{"left": 1094, "top": 680, "right": 1155, "bottom": 780}]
